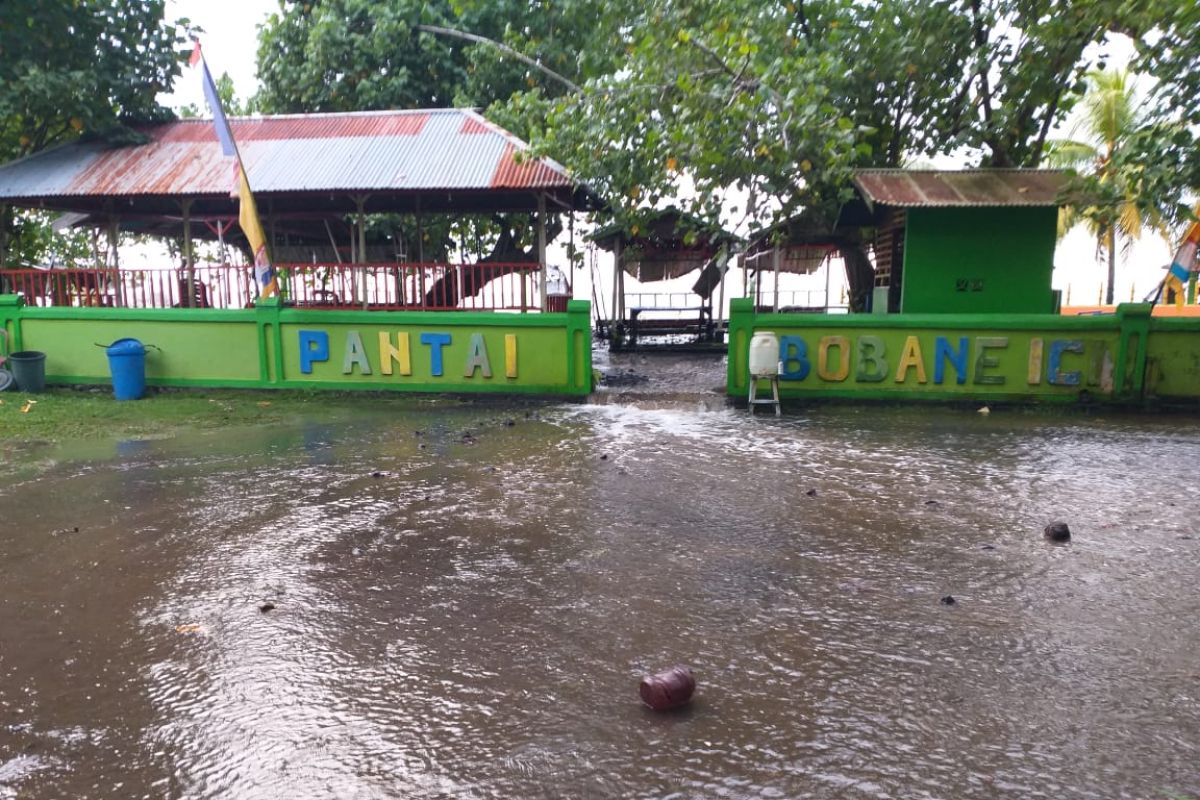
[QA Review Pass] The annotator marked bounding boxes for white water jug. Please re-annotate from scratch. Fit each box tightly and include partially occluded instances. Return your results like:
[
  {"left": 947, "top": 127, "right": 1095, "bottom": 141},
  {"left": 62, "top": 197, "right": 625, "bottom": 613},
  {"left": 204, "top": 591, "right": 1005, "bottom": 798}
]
[{"left": 749, "top": 331, "right": 781, "bottom": 377}]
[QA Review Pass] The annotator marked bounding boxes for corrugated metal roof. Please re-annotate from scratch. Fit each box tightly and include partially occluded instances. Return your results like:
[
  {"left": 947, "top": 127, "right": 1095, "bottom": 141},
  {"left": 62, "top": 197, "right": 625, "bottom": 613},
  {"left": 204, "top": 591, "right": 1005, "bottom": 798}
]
[
  {"left": 852, "top": 169, "right": 1068, "bottom": 208},
  {"left": 0, "top": 109, "right": 576, "bottom": 201}
]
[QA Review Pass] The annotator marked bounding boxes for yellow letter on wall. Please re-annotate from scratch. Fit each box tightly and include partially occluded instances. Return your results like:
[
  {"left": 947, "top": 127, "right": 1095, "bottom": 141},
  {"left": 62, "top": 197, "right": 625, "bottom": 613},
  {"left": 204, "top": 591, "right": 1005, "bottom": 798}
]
[
  {"left": 505, "top": 334, "right": 518, "bottom": 378},
  {"left": 817, "top": 336, "right": 850, "bottom": 381},
  {"left": 894, "top": 335, "right": 928, "bottom": 384},
  {"left": 378, "top": 332, "right": 412, "bottom": 376}
]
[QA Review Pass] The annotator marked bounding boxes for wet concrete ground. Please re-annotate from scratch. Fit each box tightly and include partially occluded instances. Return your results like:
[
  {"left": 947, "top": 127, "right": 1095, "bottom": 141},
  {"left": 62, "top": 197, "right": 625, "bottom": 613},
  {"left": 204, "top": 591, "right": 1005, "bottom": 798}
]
[{"left": 2, "top": 351, "right": 1199, "bottom": 798}]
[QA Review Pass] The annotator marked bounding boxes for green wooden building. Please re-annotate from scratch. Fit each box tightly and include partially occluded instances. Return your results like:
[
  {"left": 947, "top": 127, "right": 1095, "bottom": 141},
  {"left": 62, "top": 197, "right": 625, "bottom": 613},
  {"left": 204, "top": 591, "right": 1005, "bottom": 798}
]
[{"left": 853, "top": 169, "right": 1066, "bottom": 315}]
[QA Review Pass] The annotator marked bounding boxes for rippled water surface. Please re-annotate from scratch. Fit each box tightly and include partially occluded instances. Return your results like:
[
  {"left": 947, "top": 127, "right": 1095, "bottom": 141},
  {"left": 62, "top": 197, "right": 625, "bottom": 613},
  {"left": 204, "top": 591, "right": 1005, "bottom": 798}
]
[{"left": 2, "top": 362, "right": 1200, "bottom": 799}]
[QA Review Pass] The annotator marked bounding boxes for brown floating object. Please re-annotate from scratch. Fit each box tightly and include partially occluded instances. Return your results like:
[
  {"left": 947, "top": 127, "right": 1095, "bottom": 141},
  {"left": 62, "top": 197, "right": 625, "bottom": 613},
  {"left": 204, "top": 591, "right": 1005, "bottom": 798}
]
[
  {"left": 1044, "top": 522, "right": 1071, "bottom": 542},
  {"left": 639, "top": 665, "right": 696, "bottom": 711}
]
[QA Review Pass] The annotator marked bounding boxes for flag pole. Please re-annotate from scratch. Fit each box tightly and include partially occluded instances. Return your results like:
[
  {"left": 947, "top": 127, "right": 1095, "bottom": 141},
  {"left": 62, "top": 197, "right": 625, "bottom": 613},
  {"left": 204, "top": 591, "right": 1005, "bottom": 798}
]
[{"left": 190, "top": 40, "right": 279, "bottom": 301}]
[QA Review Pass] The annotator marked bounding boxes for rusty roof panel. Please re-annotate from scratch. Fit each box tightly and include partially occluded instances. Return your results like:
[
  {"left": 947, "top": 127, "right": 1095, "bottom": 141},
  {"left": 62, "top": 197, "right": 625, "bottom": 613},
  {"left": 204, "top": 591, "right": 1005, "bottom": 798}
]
[
  {"left": 907, "top": 172, "right": 966, "bottom": 204},
  {"left": 0, "top": 109, "right": 576, "bottom": 200},
  {"left": 852, "top": 169, "right": 1067, "bottom": 208},
  {"left": 490, "top": 142, "right": 568, "bottom": 189},
  {"left": 155, "top": 112, "right": 430, "bottom": 144}
]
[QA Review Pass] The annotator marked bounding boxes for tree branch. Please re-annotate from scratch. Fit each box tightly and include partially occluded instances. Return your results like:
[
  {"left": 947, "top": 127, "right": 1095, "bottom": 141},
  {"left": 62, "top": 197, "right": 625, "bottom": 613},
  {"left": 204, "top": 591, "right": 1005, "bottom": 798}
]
[
  {"left": 969, "top": 0, "right": 1006, "bottom": 165},
  {"left": 414, "top": 24, "right": 582, "bottom": 94},
  {"left": 795, "top": 0, "right": 814, "bottom": 44}
]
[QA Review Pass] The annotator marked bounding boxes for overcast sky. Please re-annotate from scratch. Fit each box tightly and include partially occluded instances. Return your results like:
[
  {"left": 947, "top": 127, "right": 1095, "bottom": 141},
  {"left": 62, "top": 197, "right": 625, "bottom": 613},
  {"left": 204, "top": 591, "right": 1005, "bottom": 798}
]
[{"left": 162, "top": 0, "right": 277, "bottom": 112}]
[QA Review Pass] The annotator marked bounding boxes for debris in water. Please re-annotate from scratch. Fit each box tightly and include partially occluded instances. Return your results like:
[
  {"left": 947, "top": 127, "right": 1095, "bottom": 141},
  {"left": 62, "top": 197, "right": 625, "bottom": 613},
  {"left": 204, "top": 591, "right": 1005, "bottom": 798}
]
[
  {"left": 175, "top": 623, "right": 204, "bottom": 634},
  {"left": 414, "top": 430, "right": 424, "bottom": 437},
  {"left": 977, "top": 405, "right": 991, "bottom": 415},
  {"left": 639, "top": 665, "right": 696, "bottom": 711},
  {"left": 980, "top": 544, "right": 996, "bottom": 550},
  {"left": 259, "top": 603, "right": 276, "bottom": 613},
  {"left": 600, "top": 454, "right": 609, "bottom": 460},
  {"left": 940, "top": 595, "right": 957, "bottom": 605},
  {"left": 256, "top": 401, "right": 272, "bottom": 407},
  {"left": 805, "top": 488, "right": 817, "bottom": 497},
  {"left": 1044, "top": 522, "right": 1071, "bottom": 542},
  {"left": 371, "top": 471, "right": 384, "bottom": 478},
  {"left": 924, "top": 499, "right": 940, "bottom": 506},
  {"left": 505, "top": 419, "right": 516, "bottom": 427}
]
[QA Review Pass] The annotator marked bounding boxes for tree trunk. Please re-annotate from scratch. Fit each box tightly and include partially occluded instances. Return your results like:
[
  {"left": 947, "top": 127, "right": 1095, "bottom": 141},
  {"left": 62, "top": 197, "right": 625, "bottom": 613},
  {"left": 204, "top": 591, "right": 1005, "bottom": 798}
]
[
  {"left": 1105, "top": 225, "right": 1116, "bottom": 306},
  {"left": 836, "top": 241, "right": 875, "bottom": 313},
  {"left": 422, "top": 216, "right": 562, "bottom": 308}
]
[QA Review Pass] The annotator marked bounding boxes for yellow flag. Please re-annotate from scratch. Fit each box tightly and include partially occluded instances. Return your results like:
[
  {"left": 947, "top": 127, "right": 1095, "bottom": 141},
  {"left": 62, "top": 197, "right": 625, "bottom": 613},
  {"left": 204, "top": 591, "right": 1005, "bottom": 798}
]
[{"left": 237, "top": 165, "right": 277, "bottom": 298}]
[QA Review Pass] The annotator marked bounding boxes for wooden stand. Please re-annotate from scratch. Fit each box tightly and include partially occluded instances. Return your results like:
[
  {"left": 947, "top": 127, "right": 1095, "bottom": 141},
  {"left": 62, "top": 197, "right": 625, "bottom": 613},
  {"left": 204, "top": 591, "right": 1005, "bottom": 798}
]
[{"left": 748, "top": 374, "right": 781, "bottom": 416}]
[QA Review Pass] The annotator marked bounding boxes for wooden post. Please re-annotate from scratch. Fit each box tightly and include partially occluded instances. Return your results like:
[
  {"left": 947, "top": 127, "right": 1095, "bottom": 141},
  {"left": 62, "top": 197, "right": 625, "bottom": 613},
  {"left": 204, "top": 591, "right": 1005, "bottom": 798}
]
[
  {"left": 824, "top": 251, "right": 832, "bottom": 311},
  {"left": 716, "top": 244, "right": 728, "bottom": 328},
  {"left": 568, "top": 211, "right": 576, "bottom": 285},
  {"left": 182, "top": 198, "right": 194, "bottom": 308},
  {"left": 611, "top": 238, "right": 622, "bottom": 327},
  {"left": 415, "top": 199, "right": 426, "bottom": 308},
  {"left": 537, "top": 193, "right": 548, "bottom": 311},
  {"left": 772, "top": 244, "right": 781, "bottom": 312},
  {"left": 356, "top": 195, "right": 368, "bottom": 308},
  {"left": 415, "top": 197, "right": 424, "bottom": 262},
  {"left": 109, "top": 215, "right": 123, "bottom": 307},
  {"left": 616, "top": 238, "right": 626, "bottom": 321}
]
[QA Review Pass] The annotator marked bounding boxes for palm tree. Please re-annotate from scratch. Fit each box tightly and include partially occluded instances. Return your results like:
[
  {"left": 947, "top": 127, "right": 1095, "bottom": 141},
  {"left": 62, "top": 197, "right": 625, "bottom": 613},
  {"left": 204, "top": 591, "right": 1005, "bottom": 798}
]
[{"left": 1048, "top": 68, "right": 1166, "bottom": 305}]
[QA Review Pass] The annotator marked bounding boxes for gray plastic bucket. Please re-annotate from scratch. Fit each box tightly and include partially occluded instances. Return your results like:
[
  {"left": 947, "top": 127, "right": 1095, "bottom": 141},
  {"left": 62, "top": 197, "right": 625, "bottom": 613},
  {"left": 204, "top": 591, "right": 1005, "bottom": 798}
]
[{"left": 8, "top": 351, "right": 46, "bottom": 393}]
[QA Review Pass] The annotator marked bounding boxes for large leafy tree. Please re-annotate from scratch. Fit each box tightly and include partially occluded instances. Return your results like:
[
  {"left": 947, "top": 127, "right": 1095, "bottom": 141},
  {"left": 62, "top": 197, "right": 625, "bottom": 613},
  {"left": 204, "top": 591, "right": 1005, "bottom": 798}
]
[
  {"left": 254, "top": 0, "right": 620, "bottom": 263},
  {"left": 256, "top": 0, "right": 618, "bottom": 121},
  {"left": 0, "top": 0, "right": 189, "bottom": 267},
  {"left": 452, "top": 0, "right": 1195, "bottom": 307},
  {"left": 498, "top": 0, "right": 1172, "bottom": 225},
  {"left": 252, "top": 1, "right": 1199, "bottom": 305}
]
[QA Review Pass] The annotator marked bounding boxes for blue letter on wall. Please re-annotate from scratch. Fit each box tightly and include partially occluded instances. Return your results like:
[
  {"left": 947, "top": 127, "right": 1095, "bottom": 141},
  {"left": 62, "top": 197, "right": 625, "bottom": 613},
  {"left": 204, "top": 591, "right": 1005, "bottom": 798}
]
[
  {"left": 1047, "top": 339, "right": 1083, "bottom": 386},
  {"left": 933, "top": 336, "right": 968, "bottom": 385},
  {"left": 420, "top": 332, "right": 452, "bottom": 377},
  {"left": 779, "top": 335, "right": 810, "bottom": 381},
  {"left": 299, "top": 330, "right": 329, "bottom": 374}
]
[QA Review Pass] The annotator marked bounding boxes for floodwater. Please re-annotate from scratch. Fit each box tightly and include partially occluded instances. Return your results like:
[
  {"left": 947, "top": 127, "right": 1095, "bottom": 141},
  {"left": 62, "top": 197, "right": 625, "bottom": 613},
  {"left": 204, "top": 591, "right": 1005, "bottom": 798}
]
[{"left": 2, "top": 354, "right": 1199, "bottom": 799}]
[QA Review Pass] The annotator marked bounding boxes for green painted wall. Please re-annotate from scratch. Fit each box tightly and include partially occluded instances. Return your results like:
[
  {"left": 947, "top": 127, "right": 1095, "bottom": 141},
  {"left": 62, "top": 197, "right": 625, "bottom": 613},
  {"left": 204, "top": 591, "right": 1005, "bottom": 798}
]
[
  {"left": 20, "top": 317, "right": 262, "bottom": 383},
  {"left": 902, "top": 207, "right": 1057, "bottom": 314},
  {"left": 1145, "top": 318, "right": 1200, "bottom": 402},
  {"left": 0, "top": 295, "right": 592, "bottom": 397},
  {"left": 726, "top": 300, "right": 1200, "bottom": 406}
]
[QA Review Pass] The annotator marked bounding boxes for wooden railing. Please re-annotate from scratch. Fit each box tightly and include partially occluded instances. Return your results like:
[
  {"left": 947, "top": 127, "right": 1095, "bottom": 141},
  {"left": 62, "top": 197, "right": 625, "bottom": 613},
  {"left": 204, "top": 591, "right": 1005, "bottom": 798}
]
[{"left": 0, "top": 261, "right": 546, "bottom": 311}]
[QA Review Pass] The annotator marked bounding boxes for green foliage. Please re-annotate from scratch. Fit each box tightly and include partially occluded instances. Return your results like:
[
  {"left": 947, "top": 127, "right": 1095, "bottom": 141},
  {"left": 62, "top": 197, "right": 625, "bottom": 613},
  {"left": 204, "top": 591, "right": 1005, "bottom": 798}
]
[
  {"left": 256, "top": 0, "right": 474, "bottom": 112},
  {"left": 0, "top": 0, "right": 189, "bottom": 268},
  {"left": 0, "top": 0, "right": 188, "bottom": 160},
  {"left": 0, "top": 211, "right": 94, "bottom": 269},
  {"left": 481, "top": 0, "right": 1198, "bottom": 240},
  {"left": 1048, "top": 69, "right": 1179, "bottom": 303}
]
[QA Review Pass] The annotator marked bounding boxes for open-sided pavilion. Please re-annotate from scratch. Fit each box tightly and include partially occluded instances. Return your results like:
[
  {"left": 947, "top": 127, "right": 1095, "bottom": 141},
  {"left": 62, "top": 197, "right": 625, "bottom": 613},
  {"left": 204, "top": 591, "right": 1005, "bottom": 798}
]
[{"left": 0, "top": 108, "right": 599, "bottom": 312}]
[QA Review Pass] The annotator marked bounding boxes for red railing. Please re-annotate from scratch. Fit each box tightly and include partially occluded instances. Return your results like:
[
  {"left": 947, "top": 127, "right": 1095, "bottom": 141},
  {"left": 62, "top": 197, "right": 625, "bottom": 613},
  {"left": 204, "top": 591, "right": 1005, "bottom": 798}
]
[
  {"left": 0, "top": 262, "right": 545, "bottom": 312},
  {"left": 279, "top": 262, "right": 541, "bottom": 311}
]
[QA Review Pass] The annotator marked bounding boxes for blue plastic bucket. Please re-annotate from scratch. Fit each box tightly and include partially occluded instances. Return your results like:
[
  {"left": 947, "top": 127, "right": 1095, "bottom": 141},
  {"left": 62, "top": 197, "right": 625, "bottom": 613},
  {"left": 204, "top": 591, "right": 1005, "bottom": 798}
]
[{"left": 105, "top": 338, "right": 147, "bottom": 401}]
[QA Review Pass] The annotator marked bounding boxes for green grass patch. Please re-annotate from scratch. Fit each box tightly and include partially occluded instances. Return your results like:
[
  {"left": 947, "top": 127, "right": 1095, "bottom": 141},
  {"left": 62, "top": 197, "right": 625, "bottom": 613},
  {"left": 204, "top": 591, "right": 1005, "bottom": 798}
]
[
  {"left": 0, "top": 387, "right": 440, "bottom": 444},
  {"left": 0, "top": 385, "right": 548, "bottom": 444}
]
